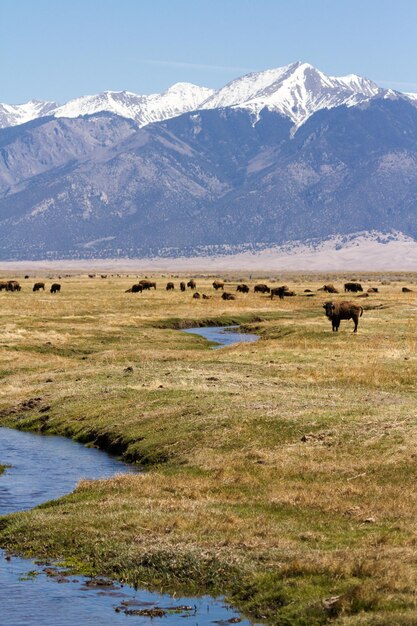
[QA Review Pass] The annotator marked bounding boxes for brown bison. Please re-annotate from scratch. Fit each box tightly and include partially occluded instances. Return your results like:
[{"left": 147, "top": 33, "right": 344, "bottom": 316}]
[
  {"left": 402, "top": 287, "right": 413, "bottom": 293},
  {"left": 192, "top": 292, "right": 201, "bottom": 299},
  {"left": 166, "top": 282, "right": 175, "bottom": 290},
  {"left": 180, "top": 281, "right": 186, "bottom": 291},
  {"left": 50, "top": 283, "right": 61, "bottom": 294},
  {"left": 33, "top": 282, "right": 45, "bottom": 292},
  {"left": 187, "top": 279, "right": 197, "bottom": 290},
  {"left": 0, "top": 281, "right": 8, "bottom": 291},
  {"left": 344, "top": 282, "right": 363, "bottom": 293},
  {"left": 139, "top": 280, "right": 156, "bottom": 290},
  {"left": 270, "top": 286, "right": 295, "bottom": 299},
  {"left": 254, "top": 284, "right": 270, "bottom": 294},
  {"left": 323, "top": 301, "right": 363, "bottom": 333},
  {"left": 236, "top": 284, "right": 249, "bottom": 293},
  {"left": 367, "top": 287, "right": 379, "bottom": 293},
  {"left": 202, "top": 294, "right": 211, "bottom": 299},
  {"left": 7, "top": 280, "right": 21, "bottom": 292},
  {"left": 222, "top": 292, "right": 236, "bottom": 300},
  {"left": 212, "top": 281, "right": 224, "bottom": 290},
  {"left": 125, "top": 283, "right": 143, "bottom": 293},
  {"left": 323, "top": 284, "right": 339, "bottom": 294}
]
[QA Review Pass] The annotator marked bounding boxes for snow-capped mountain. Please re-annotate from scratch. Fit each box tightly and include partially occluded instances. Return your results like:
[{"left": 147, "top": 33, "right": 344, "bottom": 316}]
[
  {"left": 52, "top": 83, "right": 214, "bottom": 126},
  {"left": 0, "top": 99, "right": 58, "bottom": 128},
  {"left": 2, "top": 61, "right": 416, "bottom": 131},
  {"left": 200, "top": 61, "right": 387, "bottom": 126}
]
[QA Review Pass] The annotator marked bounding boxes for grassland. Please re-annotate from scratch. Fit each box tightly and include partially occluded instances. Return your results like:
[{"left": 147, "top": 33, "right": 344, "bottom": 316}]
[{"left": 0, "top": 272, "right": 416, "bottom": 625}]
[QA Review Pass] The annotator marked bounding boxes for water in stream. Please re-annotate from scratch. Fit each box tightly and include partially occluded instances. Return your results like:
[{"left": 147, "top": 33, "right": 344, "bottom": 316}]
[
  {"left": 182, "top": 326, "right": 259, "bottom": 348},
  {"left": 0, "top": 327, "right": 260, "bottom": 624}
]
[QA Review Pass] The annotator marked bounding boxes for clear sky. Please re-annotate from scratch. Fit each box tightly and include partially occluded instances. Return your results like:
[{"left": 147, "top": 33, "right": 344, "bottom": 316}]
[{"left": 1, "top": 0, "right": 417, "bottom": 104}]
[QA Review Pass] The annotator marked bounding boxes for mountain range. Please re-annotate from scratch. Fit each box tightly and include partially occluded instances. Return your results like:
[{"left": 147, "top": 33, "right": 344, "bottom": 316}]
[{"left": 1, "top": 62, "right": 417, "bottom": 261}]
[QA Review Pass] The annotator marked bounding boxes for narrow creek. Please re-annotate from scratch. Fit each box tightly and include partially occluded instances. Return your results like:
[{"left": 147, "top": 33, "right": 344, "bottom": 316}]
[{"left": 0, "top": 326, "right": 260, "bottom": 625}]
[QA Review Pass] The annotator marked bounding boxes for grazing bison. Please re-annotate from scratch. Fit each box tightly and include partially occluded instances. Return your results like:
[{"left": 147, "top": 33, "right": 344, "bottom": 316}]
[
  {"left": 367, "top": 287, "right": 379, "bottom": 293},
  {"left": 323, "top": 301, "right": 363, "bottom": 333},
  {"left": 270, "top": 286, "right": 295, "bottom": 299},
  {"left": 402, "top": 287, "right": 413, "bottom": 293},
  {"left": 88, "top": 274, "right": 96, "bottom": 278},
  {"left": 125, "top": 283, "right": 143, "bottom": 293},
  {"left": 0, "top": 281, "right": 8, "bottom": 291},
  {"left": 33, "top": 282, "right": 45, "bottom": 292},
  {"left": 180, "top": 282, "right": 186, "bottom": 291},
  {"left": 254, "top": 284, "right": 270, "bottom": 294},
  {"left": 166, "top": 282, "right": 175, "bottom": 290},
  {"left": 7, "top": 280, "right": 21, "bottom": 292},
  {"left": 236, "top": 284, "right": 249, "bottom": 293},
  {"left": 344, "top": 282, "right": 363, "bottom": 293},
  {"left": 212, "top": 281, "right": 224, "bottom": 290},
  {"left": 139, "top": 280, "right": 156, "bottom": 290},
  {"left": 222, "top": 292, "right": 236, "bottom": 300},
  {"left": 192, "top": 292, "right": 201, "bottom": 299},
  {"left": 323, "top": 284, "right": 339, "bottom": 294},
  {"left": 187, "top": 279, "right": 197, "bottom": 290},
  {"left": 50, "top": 283, "right": 61, "bottom": 294}
]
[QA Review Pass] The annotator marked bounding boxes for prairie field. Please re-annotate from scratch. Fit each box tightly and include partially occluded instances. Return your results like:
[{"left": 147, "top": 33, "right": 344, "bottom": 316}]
[{"left": 0, "top": 271, "right": 416, "bottom": 625}]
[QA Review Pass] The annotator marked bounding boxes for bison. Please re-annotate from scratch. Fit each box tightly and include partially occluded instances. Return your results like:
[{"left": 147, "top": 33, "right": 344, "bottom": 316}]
[
  {"left": 192, "top": 292, "right": 201, "bottom": 299},
  {"left": 323, "top": 284, "right": 339, "bottom": 294},
  {"left": 344, "top": 282, "right": 363, "bottom": 293},
  {"left": 187, "top": 279, "right": 197, "bottom": 290},
  {"left": 202, "top": 294, "right": 211, "bottom": 299},
  {"left": 222, "top": 292, "right": 236, "bottom": 300},
  {"left": 254, "top": 284, "right": 270, "bottom": 294},
  {"left": 180, "top": 282, "right": 186, "bottom": 292},
  {"left": 367, "top": 287, "right": 379, "bottom": 293},
  {"left": 212, "top": 281, "right": 224, "bottom": 290},
  {"left": 323, "top": 301, "right": 363, "bottom": 333},
  {"left": 7, "top": 280, "right": 21, "bottom": 292},
  {"left": 166, "top": 282, "right": 175, "bottom": 290},
  {"left": 33, "top": 282, "right": 45, "bottom": 292},
  {"left": 236, "top": 284, "right": 249, "bottom": 293},
  {"left": 0, "top": 281, "right": 8, "bottom": 291},
  {"left": 402, "top": 287, "right": 413, "bottom": 293},
  {"left": 139, "top": 280, "right": 156, "bottom": 290},
  {"left": 125, "top": 283, "right": 143, "bottom": 293},
  {"left": 50, "top": 283, "right": 61, "bottom": 294},
  {"left": 270, "top": 286, "right": 295, "bottom": 299}
]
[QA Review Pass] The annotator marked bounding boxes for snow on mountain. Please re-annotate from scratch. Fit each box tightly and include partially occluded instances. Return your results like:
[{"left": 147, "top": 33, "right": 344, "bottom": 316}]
[
  {"left": 200, "top": 61, "right": 384, "bottom": 126},
  {"left": 1, "top": 63, "right": 417, "bottom": 131},
  {"left": 52, "top": 83, "right": 214, "bottom": 126},
  {"left": 0, "top": 100, "right": 58, "bottom": 128}
]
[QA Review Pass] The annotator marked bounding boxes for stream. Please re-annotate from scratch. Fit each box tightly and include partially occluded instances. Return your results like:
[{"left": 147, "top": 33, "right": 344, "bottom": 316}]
[{"left": 0, "top": 326, "right": 260, "bottom": 625}]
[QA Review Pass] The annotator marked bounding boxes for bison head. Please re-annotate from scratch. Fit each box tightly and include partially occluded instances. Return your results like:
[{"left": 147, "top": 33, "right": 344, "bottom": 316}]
[{"left": 323, "top": 302, "right": 336, "bottom": 319}]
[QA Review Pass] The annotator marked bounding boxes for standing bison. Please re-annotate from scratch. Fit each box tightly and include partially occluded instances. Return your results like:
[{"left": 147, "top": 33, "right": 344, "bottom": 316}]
[
  {"left": 50, "top": 283, "right": 61, "bottom": 294},
  {"left": 180, "top": 282, "right": 186, "bottom": 291},
  {"left": 323, "top": 301, "right": 363, "bottom": 333},
  {"left": 236, "top": 284, "right": 249, "bottom": 293},
  {"left": 7, "top": 280, "right": 21, "bottom": 292},
  {"left": 212, "top": 281, "right": 224, "bottom": 290},
  {"left": 254, "top": 284, "right": 270, "bottom": 294},
  {"left": 270, "top": 286, "right": 295, "bottom": 299},
  {"left": 33, "top": 282, "right": 45, "bottom": 292},
  {"left": 139, "top": 280, "right": 156, "bottom": 290},
  {"left": 166, "top": 282, "right": 175, "bottom": 290},
  {"left": 187, "top": 279, "right": 197, "bottom": 290},
  {"left": 344, "top": 282, "right": 363, "bottom": 293}
]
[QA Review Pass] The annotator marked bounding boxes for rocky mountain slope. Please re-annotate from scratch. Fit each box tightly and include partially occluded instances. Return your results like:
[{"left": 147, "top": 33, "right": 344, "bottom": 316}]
[{"left": 1, "top": 63, "right": 417, "bottom": 260}]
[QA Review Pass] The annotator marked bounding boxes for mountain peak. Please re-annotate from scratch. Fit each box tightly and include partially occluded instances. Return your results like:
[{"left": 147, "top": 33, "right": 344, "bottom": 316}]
[{"left": 201, "top": 62, "right": 384, "bottom": 126}]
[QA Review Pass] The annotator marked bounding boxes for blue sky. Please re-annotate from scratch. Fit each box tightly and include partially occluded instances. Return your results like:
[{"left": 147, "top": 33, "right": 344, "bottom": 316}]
[{"left": 2, "top": 0, "right": 417, "bottom": 103}]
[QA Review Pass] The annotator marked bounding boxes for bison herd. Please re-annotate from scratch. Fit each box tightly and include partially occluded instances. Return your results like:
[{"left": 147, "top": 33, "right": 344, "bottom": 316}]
[{"left": 2, "top": 274, "right": 415, "bottom": 334}]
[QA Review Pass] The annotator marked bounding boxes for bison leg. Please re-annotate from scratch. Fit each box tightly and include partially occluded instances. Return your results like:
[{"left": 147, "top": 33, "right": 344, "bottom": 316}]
[{"left": 352, "top": 316, "right": 359, "bottom": 332}]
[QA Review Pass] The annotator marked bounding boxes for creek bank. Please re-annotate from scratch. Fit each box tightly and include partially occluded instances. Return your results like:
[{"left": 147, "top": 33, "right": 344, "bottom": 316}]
[{"left": 0, "top": 426, "right": 251, "bottom": 625}]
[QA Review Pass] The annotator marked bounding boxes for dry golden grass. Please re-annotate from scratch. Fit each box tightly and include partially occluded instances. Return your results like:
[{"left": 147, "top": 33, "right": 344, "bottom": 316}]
[{"left": 0, "top": 271, "right": 416, "bottom": 624}]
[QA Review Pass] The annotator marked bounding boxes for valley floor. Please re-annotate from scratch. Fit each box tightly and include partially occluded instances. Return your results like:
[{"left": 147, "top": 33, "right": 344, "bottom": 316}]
[{"left": 0, "top": 272, "right": 416, "bottom": 625}]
